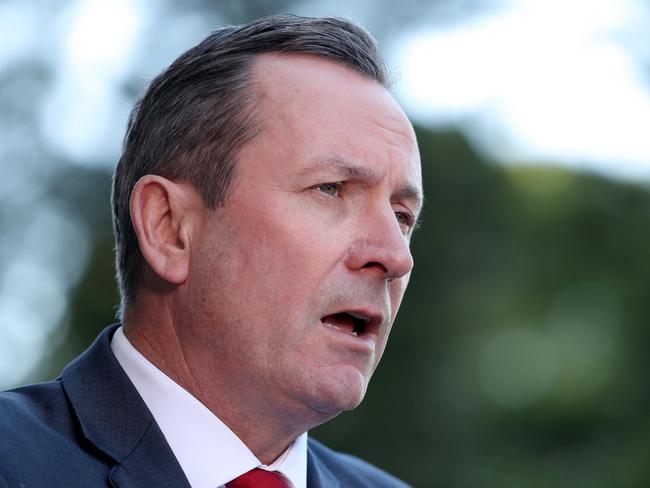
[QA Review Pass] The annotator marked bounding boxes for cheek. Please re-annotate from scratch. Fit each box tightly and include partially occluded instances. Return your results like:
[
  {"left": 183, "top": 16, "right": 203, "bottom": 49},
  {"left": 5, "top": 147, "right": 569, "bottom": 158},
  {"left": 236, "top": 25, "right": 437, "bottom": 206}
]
[
  {"left": 219, "top": 212, "right": 321, "bottom": 311},
  {"left": 388, "top": 276, "right": 409, "bottom": 317},
  {"left": 238, "top": 200, "right": 339, "bottom": 273}
]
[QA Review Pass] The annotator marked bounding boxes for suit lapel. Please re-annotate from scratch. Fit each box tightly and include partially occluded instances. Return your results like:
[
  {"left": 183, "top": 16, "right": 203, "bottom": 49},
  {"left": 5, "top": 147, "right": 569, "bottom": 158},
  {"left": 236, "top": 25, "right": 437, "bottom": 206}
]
[
  {"left": 61, "top": 325, "right": 190, "bottom": 488},
  {"left": 108, "top": 421, "right": 190, "bottom": 488},
  {"left": 307, "top": 442, "right": 340, "bottom": 488}
]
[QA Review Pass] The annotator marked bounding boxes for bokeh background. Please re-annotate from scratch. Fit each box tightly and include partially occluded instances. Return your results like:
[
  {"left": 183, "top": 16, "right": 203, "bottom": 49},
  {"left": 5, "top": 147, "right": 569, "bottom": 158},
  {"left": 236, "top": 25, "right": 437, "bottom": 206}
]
[{"left": 2, "top": 0, "right": 650, "bottom": 486}]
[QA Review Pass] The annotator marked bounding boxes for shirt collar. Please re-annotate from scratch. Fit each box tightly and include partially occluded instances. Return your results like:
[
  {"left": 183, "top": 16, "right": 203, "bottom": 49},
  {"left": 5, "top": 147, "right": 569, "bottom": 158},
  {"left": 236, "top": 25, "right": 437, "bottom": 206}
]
[{"left": 111, "top": 326, "right": 307, "bottom": 488}]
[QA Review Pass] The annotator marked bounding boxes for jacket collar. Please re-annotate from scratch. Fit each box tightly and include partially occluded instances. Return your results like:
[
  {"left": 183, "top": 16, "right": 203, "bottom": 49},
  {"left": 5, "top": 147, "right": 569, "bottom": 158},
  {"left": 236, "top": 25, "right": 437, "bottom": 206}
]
[
  {"left": 60, "top": 324, "right": 190, "bottom": 488},
  {"left": 307, "top": 442, "right": 340, "bottom": 488}
]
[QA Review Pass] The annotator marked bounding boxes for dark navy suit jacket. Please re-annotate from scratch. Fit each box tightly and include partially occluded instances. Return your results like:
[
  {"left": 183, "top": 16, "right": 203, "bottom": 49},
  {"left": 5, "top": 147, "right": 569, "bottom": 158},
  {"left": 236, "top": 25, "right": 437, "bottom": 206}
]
[{"left": 0, "top": 325, "right": 409, "bottom": 487}]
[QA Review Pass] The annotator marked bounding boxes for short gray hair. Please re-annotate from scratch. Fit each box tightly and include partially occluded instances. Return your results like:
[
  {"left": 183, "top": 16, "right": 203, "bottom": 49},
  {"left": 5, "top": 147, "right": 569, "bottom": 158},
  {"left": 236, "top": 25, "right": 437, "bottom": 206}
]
[{"left": 112, "top": 14, "right": 389, "bottom": 316}]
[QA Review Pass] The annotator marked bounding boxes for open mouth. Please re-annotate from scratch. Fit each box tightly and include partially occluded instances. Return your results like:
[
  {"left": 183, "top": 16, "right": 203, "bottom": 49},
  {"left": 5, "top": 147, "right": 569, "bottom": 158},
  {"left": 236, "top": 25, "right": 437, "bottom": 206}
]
[{"left": 321, "top": 311, "right": 371, "bottom": 337}]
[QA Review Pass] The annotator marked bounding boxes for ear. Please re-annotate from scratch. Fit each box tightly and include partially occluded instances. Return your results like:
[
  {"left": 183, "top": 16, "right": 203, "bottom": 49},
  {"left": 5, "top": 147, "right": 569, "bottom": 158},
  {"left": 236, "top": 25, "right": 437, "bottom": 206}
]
[{"left": 130, "top": 175, "right": 201, "bottom": 286}]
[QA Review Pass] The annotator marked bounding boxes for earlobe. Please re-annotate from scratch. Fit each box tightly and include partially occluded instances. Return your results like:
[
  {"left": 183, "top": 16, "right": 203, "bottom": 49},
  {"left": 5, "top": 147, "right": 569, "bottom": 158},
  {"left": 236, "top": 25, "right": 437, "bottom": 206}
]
[{"left": 130, "top": 175, "right": 196, "bottom": 286}]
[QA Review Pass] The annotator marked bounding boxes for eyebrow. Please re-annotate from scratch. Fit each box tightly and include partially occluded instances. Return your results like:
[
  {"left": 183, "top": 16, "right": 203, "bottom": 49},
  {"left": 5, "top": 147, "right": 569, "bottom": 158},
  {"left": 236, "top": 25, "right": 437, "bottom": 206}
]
[
  {"left": 300, "top": 156, "right": 376, "bottom": 180},
  {"left": 302, "top": 155, "right": 424, "bottom": 215},
  {"left": 393, "top": 180, "right": 423, "bottom": 204}
]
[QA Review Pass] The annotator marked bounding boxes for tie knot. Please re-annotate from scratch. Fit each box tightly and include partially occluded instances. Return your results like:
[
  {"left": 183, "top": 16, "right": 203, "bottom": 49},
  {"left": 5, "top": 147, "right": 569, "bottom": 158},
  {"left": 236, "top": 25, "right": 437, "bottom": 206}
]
[{"left": 225, "top": 468, "right": 295, "bottom": 488}]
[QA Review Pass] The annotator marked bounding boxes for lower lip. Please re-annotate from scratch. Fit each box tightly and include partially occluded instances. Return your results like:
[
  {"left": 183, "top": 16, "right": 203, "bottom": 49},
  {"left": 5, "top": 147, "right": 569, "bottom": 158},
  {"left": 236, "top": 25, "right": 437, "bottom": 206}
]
[{"left": 320, "top": 322, "right": 376, "bottom": 353}]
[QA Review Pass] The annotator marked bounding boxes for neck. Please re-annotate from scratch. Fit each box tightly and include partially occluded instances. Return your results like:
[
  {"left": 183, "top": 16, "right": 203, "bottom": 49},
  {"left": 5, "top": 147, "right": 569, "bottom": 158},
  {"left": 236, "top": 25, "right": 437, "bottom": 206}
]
[{"left": 122, "top": 297, "right": 321, "bottom": 465}]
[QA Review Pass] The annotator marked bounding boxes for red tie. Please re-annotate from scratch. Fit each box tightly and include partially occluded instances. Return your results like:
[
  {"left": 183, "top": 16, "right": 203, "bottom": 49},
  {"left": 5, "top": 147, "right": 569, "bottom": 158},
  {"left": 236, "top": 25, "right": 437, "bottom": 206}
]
[{"left": 225, "top": 468, "right": 295, "bottom": 488}]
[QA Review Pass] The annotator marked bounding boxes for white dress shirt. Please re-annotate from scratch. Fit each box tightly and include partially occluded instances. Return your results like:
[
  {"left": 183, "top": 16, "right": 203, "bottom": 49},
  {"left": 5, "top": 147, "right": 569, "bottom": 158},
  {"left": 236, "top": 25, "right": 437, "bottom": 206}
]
[{"left": 111, "top": 326, "right": 307, "bottom": 488}]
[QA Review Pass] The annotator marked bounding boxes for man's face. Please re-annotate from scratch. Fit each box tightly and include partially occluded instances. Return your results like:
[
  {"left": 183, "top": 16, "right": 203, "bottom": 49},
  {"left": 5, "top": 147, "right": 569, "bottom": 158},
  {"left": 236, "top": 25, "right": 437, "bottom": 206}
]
[{"left": 182, "top": 53, "right": 422, "bottom": 423}]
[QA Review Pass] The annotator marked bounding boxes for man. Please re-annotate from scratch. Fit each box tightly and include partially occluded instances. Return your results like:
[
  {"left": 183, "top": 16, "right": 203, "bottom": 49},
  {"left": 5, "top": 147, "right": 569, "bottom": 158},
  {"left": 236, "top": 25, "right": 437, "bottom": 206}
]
[{"left": 0, "top": 14, "right": 422, "bottom": 487}]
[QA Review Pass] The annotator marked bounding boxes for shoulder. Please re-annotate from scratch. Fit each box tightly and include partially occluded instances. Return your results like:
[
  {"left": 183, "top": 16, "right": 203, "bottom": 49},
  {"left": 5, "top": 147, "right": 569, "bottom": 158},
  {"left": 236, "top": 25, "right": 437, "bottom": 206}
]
[
  {"left": 0, "top": 381, "right": 66, "bottom": 471},
  {"left": 0, "top": 380, "right": 109, "bottom": 485},
  {"left": 0, "top": 379, "right": 71, "bottom": 438},
  {"left": 0, "top": 379, "right": 74, "bottom": 459},
  {"left": 307, "top": 437, "right": 410, "bottom": 487}
]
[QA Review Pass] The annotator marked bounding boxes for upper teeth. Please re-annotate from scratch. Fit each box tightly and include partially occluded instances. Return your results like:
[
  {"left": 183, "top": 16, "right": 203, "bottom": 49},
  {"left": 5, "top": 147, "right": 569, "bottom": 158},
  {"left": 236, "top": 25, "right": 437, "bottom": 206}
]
[{"left": 349, "top": 312, "right": 370, "bottom": 323}]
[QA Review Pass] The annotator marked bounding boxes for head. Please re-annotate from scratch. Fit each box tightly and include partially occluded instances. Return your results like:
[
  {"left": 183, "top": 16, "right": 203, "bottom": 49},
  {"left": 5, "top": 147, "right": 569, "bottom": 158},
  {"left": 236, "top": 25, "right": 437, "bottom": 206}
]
[
  {"left": 112, "top": 14, "right": 389, "bottom": 313},
  {"left": 112, "top": 15, "right": 422, "bottom": 427}
]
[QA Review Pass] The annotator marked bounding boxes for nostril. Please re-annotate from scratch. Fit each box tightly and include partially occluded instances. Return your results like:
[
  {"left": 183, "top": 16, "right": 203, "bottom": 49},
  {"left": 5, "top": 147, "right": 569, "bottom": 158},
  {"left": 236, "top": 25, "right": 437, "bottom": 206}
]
[{"left": 361, "top": 261, "right": 388, "bottom": 273}]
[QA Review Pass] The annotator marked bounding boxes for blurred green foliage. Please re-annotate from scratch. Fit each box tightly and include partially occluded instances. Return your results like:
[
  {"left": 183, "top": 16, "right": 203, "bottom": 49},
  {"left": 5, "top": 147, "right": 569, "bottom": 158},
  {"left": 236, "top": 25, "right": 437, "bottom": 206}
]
[{"left": 35, "top": 127, "right": 650, "bottom": 487}]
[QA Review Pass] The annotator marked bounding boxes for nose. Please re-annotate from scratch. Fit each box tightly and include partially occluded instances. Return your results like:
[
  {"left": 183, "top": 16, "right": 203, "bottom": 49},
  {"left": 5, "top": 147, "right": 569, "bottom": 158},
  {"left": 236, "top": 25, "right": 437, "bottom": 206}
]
[{"left": 345, "top": 206, "right": 414, "bottom": 282}]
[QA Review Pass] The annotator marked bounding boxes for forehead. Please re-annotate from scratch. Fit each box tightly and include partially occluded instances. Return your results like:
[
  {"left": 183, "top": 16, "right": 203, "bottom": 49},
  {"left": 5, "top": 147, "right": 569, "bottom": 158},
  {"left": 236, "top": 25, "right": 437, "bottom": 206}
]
[{"left": 246, "top": 53, "right": 422, "bottom": 195}]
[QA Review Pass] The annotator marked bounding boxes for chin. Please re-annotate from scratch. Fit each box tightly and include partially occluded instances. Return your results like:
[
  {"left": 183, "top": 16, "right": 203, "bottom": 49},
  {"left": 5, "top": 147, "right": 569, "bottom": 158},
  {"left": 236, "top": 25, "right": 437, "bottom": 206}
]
[{"left": 304, "top": 366, "right": 369, "bottom": 416}]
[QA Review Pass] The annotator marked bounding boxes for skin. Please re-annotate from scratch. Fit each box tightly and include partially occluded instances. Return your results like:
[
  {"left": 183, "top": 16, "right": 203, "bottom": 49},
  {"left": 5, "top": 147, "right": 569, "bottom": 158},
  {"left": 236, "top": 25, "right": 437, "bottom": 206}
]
[{"left": 124, "top": 53, "right": 423, "bottom": 464}]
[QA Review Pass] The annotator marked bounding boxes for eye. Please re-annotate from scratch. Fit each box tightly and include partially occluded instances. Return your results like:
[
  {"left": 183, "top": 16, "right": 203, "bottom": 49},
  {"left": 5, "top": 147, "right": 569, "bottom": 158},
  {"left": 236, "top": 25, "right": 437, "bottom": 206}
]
[
  {"left": 316, "top": 182, "right": 343, "bottom": 197},
  {"left": 395, "top": 211, "right": 415, "bottom": 233}
]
